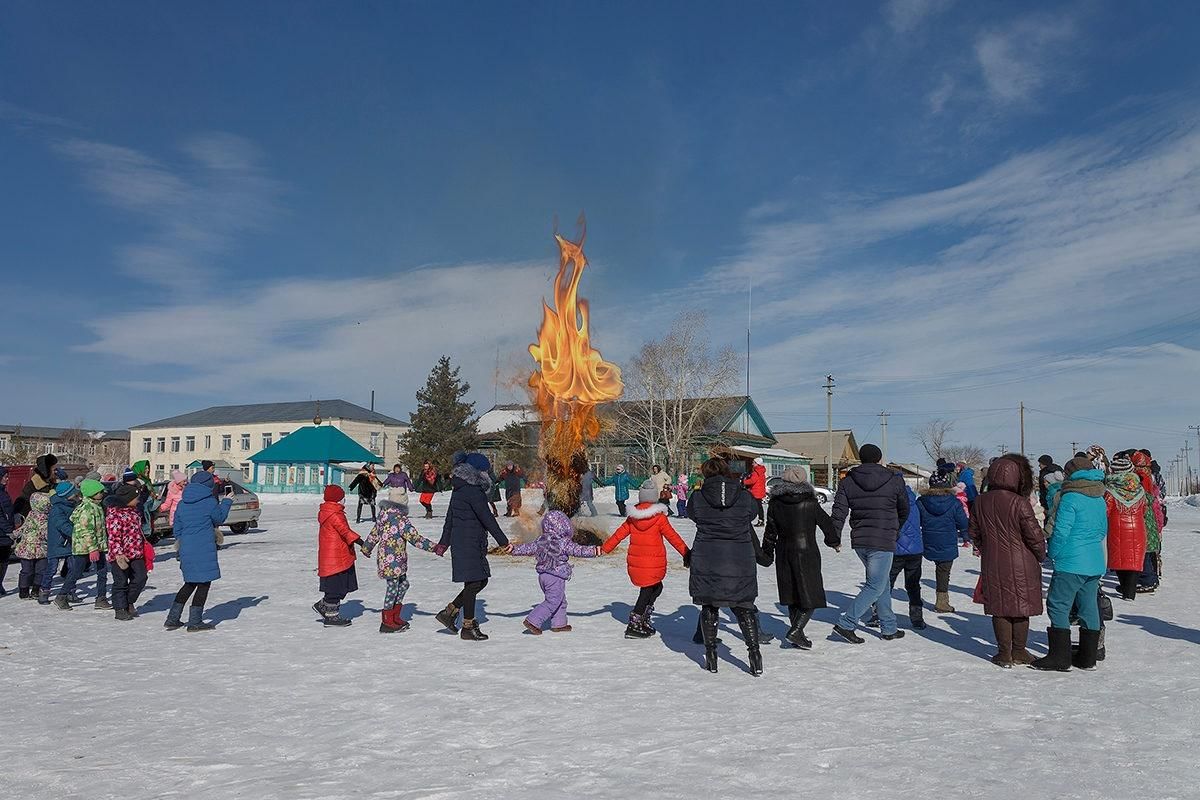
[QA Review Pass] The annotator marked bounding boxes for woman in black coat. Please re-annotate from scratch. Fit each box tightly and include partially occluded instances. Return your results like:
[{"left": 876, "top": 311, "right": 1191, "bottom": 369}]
[
  {"left": 688, "top": 457, "right": 763, "bottom": 675},
  {"left": 762, "top": 467, "right": 837, "bottom": 650},
  {"left": 433, "top": 454, "right": 508, "bottom": 641}
]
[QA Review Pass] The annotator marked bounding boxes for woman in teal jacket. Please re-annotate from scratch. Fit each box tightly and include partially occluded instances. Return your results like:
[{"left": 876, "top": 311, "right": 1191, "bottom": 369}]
[
  {"left": 611, "top": 465, "right": 635, "bottom": 516},
  {"left": 1033, "top": 457, "right": 1107, "bottom": 672}
]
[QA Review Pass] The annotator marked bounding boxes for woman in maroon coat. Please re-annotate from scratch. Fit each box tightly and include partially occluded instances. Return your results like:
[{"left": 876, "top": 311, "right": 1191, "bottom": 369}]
[{"left": 969, "top": 455, "right": 1046, "bottom": 669}]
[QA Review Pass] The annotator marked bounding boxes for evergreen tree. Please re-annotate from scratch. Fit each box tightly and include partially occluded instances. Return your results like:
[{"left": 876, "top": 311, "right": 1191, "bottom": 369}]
[{"left": 400, "top": 356, "right": 479, "bottom": 471}]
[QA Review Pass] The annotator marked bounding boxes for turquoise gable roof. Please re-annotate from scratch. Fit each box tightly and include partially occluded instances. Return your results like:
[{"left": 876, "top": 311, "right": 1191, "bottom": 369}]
[{"left": 249, "top": 425, "right": 382, "bottom": 465}]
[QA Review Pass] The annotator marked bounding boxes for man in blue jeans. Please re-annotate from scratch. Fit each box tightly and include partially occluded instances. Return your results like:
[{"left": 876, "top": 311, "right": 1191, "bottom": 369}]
[{"left": 828, "top": 443, "right": 911, "bottom": 644}]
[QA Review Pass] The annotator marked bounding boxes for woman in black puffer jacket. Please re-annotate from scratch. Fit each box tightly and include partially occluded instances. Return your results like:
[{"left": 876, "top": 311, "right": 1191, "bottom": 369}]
[{"left": 688, "top": 457, "right": 764, "bottom": 675}]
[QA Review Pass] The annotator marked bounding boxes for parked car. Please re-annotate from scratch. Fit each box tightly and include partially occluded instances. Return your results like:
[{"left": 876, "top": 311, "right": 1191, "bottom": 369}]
[
  {"left": 100, "top": 479, "right": 262, "bottom": 537},
  {"left": 765, "top": 476, "right": 833, "bottom": 504}
]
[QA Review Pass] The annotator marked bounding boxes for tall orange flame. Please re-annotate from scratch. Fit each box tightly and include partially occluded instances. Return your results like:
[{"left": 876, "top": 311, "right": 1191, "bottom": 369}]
[{"left": 529, "top": 225, "right": 623, "bottom": 470}]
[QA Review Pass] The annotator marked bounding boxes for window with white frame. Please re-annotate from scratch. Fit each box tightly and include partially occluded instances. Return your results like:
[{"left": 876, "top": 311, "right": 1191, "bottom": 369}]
[
  {"left": 262, "top": 433, "right": 273, "bottom": 449},
  {"left": 186, "top": 436, "right": 195, "bottom": 452},
  {"left": 170, "top": 437, "right": 180, "bottom": 453},
  {"left": 221, "top": 434, "right": 231, "bottom": 451},
  {"left": 156, "top": 438, "right": 166, "bottom": 453},
  {"left": 155, "top": 464, "right": 166, "bottom": 480},
  {"left": 369, "top": 431, "right": 380, "bottom": 453},
  {"left": 142, "top": 438, "right": 151, "bottom": 453},
  {"left": 0, "top": 436, "right": 8, "bottom": 452},
  {"left": 45, "top": 443, "right": 53, "bottom": 454},
  {"left": 240, "top": 434, "right": 250, "bottom": 451},
  {"left": 170, "top": 464, "right": 179, "bottom": 472},
  {"left": 241, "top": 462, "right": 251, "bottom": 480},
  {"left": 204, "top": 435, "right": 211, "bottom": 449},
  {"left": 770, "top": 462, "right": 788, "bottom": 478}
]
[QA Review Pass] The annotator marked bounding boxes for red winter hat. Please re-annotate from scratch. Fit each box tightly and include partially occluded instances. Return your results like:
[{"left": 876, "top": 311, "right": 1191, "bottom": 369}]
[{"left": 323, "top": 485, "right": 345, "bottom": 502}]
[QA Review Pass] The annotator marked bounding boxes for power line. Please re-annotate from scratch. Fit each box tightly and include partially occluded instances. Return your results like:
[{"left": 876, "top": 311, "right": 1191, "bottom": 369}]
[{"left": 1025, "top": 407, "right": 1185, "bottom": 438}]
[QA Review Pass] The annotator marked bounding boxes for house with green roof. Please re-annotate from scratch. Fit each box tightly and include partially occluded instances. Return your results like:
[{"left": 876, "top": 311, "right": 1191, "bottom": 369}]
[{"left": 249, "top": 424, "right": 383, "bottom": 493}]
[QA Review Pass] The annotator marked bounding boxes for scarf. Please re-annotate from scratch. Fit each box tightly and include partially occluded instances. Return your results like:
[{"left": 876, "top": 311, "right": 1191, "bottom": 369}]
[
  {"left": 1059, "top": 477, "right": 1106, "bottom": 498},
  {"left": 1104, "top": 471, "right": 1145, "bottom": 510}
]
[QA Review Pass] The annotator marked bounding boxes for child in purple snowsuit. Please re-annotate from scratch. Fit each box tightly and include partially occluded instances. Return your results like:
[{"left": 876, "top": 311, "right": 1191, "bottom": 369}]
[
  {"left": 675, "top": 474, "right": 689, "bottom": 518},
  {"left": 508, "top": 510, "right": 598, "bottom": 634}
]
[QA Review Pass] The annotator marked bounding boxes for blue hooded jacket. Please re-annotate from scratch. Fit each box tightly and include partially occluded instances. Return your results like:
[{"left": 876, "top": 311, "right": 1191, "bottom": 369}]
[
  {"left": 917, "top": 488, "right": 970, "bottom": 562},
  {"left": 895, "top": 486, "right": 923, "bottom": 556},
  {"left": 1047, "top": 469, "right": 1107, "bottom": 576},
  {"left": 173, "top": 472, "right": 232, "bottom": 583},
  {"left": 958, "top": 467, "right": 978, "bottom": 503},
  {"left": 47, "top": 492, "right": 77, "bottom": 559}
]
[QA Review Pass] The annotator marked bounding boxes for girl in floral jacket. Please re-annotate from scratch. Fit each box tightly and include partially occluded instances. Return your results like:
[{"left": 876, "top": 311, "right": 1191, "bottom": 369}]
[
  {"left": 106, "top": 484, "right": 148, "bottom": 621},
  {"left": 59, "top": 480, "right": 110, "bottom": 609},
  {"left": 360, "top": 502, "right": 438, "bottom": 633},
  {"left": 508, "top": 510, "right": 598, "bottom": 634},
  {"left": 14, "top": 492, "right": 50, "bottom": 598}
]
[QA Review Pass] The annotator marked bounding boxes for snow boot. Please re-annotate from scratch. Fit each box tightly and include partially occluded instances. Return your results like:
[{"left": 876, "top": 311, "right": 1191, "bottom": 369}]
[
  {"left": 94, "top": 596, "right": 113, "bottom": 611},
  {"left": 624, "top": 613, "right": 653, "bottom": 639},
  {"left": 700, "top": 606, "right": 720, "bottom": 673},
  {"left": 460, "top": 619, "right": 489, "bottom": 641},
  {"left": 53, "top": 593, "right": 73, "bottom": 611},
  {"left": 187, "top": 605, "right": 216, "bottom": 631},
  {"left": 881, "top": 629, "right": 906, "bottom": 641},
  {"left": 1010, "top": 618, "right": 1034, "bottom": 664},
  {"left": 436, "top": 603, "right": 460, "bottom": 633},
  {"left": 991, "top": 616, "right": 1014, "bottom": 668},
  {"left": 1030, "top": 627, "right": 1072, "bottom": 672},
  {"left": 127, "top": 604, "right": 138, "bottom": 618},
  {"left": 37, "top": 589, "right": 51, "bottom": 605},
  {"left": 909, "top": 604, "right": 927, "bottom": 630},
  {"left": 864, "top": 610, "right": 881, "bottom": 628},
  {"left": 380, "top": 606, "right": 407, "bottom": 633},
  {"left": 114, "top": 608, "right": 134, "bottom": 621},
  {"left": 391, "top": 605, "right": 410, "bottom": 632},
  {"left": 523, "top": 619, "right": 544, "bottom": 636},
  {"left": 1072, "top": 627, "right": 1101, "bottom": 671},
  {"left": 734, "top": 607, "right": 763, "bottom": 676},
  {"left": 786, "top": 608, "right": 813, "bottom": 650},
  {"left": 934, "top": 592, "right": 955, "bottom": 613},
  {"left": 643, "top": 604, "right": 657, "bottom": 634},
  {"left": 18, "top": 587, "right": 29, "bottom": 600},
  {"left": 692, "top": 612, "right": 722, "bottom": 645},
  {"left": 551, "top": 625, "right": 573, "bottom": 632},
  {"left": 832, "top": 624, "right": 864, "bottom": 644},
  {"left": 164, "top": 602, "right": 186, "bottom": 630}
]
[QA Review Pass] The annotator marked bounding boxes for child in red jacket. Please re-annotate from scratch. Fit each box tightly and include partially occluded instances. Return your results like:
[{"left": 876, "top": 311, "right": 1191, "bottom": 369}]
[
  {"left": 744, "top": 458, "right": 767, "bottom": 527},
  {"left": 601, "top": 481, "right": 689, "bottom": 639},
  {"left": 315, "top": 485, "right": 362, "bottom": 627},
  {"left": 107, "top": 483, "right": 148, "bottom": 621}
]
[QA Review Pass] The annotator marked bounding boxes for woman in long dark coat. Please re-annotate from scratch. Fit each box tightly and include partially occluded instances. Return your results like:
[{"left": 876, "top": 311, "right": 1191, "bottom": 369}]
[
  {"left": 433, "top": 453, "right": 509, "bottom": 641},
  {"left": 688, "top": 457, "right": 763, "bottom": 675},
  {"left": 969, "top": 454, "right": 1046, "bottom": 668},
  {"left": 762, "top": 466, "right": 837, "bottom": 650}
]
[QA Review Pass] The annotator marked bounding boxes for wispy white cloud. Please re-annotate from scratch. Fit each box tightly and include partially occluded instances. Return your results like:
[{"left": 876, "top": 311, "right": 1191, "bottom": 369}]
[
  {"left": 53, "top": 133, "right": 280, "bottom": 287},
  {"left": 884, "top": 0, "right": 956, "bottom": 35},
  {"left": 0, "top": 99, "right": 79, "bottom": 130},
  {"left": 975, "top": 14, "right": 1079, "bottom": 105}
]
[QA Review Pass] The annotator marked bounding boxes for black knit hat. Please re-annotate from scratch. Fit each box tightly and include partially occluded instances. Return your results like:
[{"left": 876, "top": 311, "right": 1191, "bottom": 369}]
[
  {"left": 929, "top": 472, "right": 953, "bottom": 489},
  {"left": 113, "top": 483, "right": 140, "bottom": 506},
  {"left": 860, "top": 444, "right": 883, "bottom": 464}
]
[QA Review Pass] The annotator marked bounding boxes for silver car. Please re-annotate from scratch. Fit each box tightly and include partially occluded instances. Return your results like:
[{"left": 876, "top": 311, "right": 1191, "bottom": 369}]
[{"left": 152, "top": 480, "right": 262, "bottom": 536}]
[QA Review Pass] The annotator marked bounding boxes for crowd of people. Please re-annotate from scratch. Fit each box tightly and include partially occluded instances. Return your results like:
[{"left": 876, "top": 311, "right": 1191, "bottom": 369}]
[{"left": 1, "top": 439, "right": 1173, "bottom": 677}]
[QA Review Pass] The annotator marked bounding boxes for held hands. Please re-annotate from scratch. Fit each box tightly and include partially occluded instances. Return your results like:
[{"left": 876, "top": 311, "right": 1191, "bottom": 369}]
[
  {"left": 682, "top": 549, "right": 692, "bottom": 568},
  {"left": 433, "top": 543, "right": 448, "bottom": 557},
  {"left": 89, "top": 550, "right": 100, "bottom": 563}
]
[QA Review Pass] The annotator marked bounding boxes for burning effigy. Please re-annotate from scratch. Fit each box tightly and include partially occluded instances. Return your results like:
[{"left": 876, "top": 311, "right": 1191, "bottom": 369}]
[{"left": 528, "top": 219, "right": 623, "bottom": 516}]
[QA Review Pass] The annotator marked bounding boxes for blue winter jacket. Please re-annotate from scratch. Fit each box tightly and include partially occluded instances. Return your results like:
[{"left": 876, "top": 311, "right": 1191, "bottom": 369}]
[
  {"left": 958, "top": 467, "right": 978, "bottom": 503},
  {"left": 46, "top": 494, "right": 76, "bottom": 559},
  {"left": 917, "top": 488, "right": 970, "bottom": 563},
  {"left": 1047, "top": 469, "right": 1107, "bottom": 576},
  {"left": 612, "top": 471, "right": 635, "bottom": 503},
  {"left": 173, "top": 472, "right": 232, "bottom": 583},
  {"left": 895, "top": 486, "right": 923, "bottom": 556}
]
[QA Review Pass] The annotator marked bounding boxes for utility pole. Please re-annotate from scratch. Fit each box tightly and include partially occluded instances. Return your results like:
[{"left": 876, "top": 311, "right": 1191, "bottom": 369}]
[
  {"left": 997, "top": 444, "right": 1007, "bottom": 455},
  {"left": 1184, "top": 440, "right": 1194, "bottom": 496},
  {"left": 1190, "top": 425, "right": 1200, "bottom": 493},
  {"left": 746, "top": 284, "right": 752, "bottom": 396},
  {"left": 1019, "top": 402, "right": 1025, "bottom": 456},
  {"left": 1070, "top": 441, "right": 1079, "bottom": 455},
  {"left": 879, "top": 411, "right": 890, "bottom": 464},
  {"left": 824, "top": 375, "right": 835, "bottom": 491}
]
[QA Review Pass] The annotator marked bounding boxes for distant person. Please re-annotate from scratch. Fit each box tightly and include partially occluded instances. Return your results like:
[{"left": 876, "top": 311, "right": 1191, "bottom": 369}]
[
  {"left": 1104, "top": 456, "right": 1148, "bottom": 601},
  {"left": 381, "top": 464, "right": 413, "bottom": 508},
  {"left": 829, "top": 443, "right": 910, "bottom": 644},
  {"left": 58, "top": 479, "right": 110, "bottom": 610},
  {"left": 415, "top": 461, "right": 440, "bottom": 519},
  {"left": 918, "top": 472, "right": 970, "bottom": 615},
  {"left": 579, "top": 467, "right": 598, "bottom": 517},
  {"left": 1037, "top": 455, "right": 1063, "bottom": 510},
  {"left": 611, "top": 465, "right": 635, "bottom": 516},
  {"left": 348, "top": 464, "right": 381, "bottom": 523},
  {"left": 0, "top": 467, "right": 13, "bottom": 595},
  {"left": 166, "top": 470, "right": 233, "bottom": 631},
  {"left": 13, "top": 492, "right": 50, "bottom": 599},
  {"left": 743, "top": 457, "right": 767, "bottom": 527},
  {"left": 649, "top": 465, "right": 671, "bottom": 513},
  {"left": 312, "top": 484, "right": 362, "bottom": 628},
  {"left": 160, "top": 470, "right": 188, "bottom": 527},
  {"left": 42, "top": 480, "right": 78, "bottom": 603},
  {"left": 674, "top": 473, "right": 690, "bottom": 518},
  {"left": 501, "top": 462, "right": 525, "bottom": 517},
  {"left": 106, "top": 483, "right": 149, "bottom": 621},
  {"left": 16, "top": 454, "right": 57, "bottom": 517}
]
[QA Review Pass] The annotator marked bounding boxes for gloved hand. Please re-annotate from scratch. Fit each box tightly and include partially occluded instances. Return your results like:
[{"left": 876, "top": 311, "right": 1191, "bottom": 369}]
[
  {"left": 116, "top": 556, "right": 130, "bottom": 570},
  {"left": 89, "top": 550, "right": 100, "bottom": 563},
  {"left": 682, "top": 549, "right": 692, "bottom": 568},
  {"left": 433, "top": 543, "right": 447, "bottom": 557}
]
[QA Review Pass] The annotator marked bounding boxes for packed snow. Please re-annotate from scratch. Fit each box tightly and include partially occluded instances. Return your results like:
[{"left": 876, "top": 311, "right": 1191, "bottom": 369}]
[{"left": 3, "top": 490, "right": 1197, "bottom": 799}]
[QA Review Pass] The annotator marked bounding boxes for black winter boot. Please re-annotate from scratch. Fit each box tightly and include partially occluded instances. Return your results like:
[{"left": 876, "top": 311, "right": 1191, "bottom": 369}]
[
  {"left": 37, "top": 589, "right": 51, "bottom": 605},
  {"left": 624, "top": 612, "right": 653, "bottom": 639},
  {"left": 18, "top": 587, "right": 29, "bottom": 599},
  {"left": 1072, "top": 627, "right": 1101, "bottom": 671},
  {"left": 734, "top": 607, "right": 763, "bottom": 676},
  {"left": 164, "top": 602, "right": 186, "bottom": 630},
  {"left": 187, "top": 604, "right": 215, "bottom": 631},
  {"left": 643, "top": 605, "right": 657, "bottom": 634},
  {"left": 460, "top": 619, "right": 489, "bottom": 641},
  {"left": 909, "top": 604, "right": 927, "bottom": 630},
  {"left": 786, "top": 608, "right": 813, "bottom": 650},
  {"left": 701, "top": 606, "right": 720, "bottom": 673},
  {"left": 1030, "top": 627, "right": 1072, "bottom": 672},
  {"left": 436, "top": 603, "right": 460, "bottom": 633}
]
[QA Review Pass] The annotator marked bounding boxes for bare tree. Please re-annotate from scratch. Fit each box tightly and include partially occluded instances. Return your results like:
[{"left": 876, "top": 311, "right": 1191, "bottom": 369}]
[
  {"left": 942, "top": 444, "right": 987, "bottom": 470},
  {"left": 609, "top": 311, "right": 741, "bottom": 473},
  {"left": 912, "top": 419, "right": 955, "bottom": 463},
  {"left": 55, "top": 422, "right": 91, "bottom": 463}
]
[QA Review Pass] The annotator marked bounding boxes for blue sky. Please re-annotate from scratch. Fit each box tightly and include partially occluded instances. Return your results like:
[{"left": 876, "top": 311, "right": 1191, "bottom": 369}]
[{"left": 3, "top": 1, "right": 1200, "bottom": 469}]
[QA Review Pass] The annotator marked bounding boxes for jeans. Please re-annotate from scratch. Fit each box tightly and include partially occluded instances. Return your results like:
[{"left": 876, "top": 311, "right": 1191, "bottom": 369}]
[
  {"left": 676, "top": 500, "right": 687, "bottom": 518},
  {"left": 526, "top": 573, "right": 569, "bottom": 629},
  {"left": 1047, "top": 572, "right": 1102, "bottom": 630},
  {"left": 41, "top": 557, "right": 63, "bottom": 592},
  {"left": 61, "top": 553, "right": 108, "bottom": 598},
  {"left": 110, "top": 557, "right": 148, "bottom": 611},
  {"left": 840, "top": 548, "right": 896, "bottom": 634}
]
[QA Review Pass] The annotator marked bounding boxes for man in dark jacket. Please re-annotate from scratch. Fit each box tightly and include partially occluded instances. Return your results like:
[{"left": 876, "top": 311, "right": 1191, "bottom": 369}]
[
  {"left": 500, "top": 462, "right": 524, "bottom": 517},
  {"left": 347, "top": 464, "right": 380, "bottom": 523},
  {"left": 0, "top": 467, "right": 14, "bottom": 595},
  {"left": 829, "top": 443, "right": 910, "bottom": 643},
  {"left": 1037, "top": 455, "right": 1063, "bottom": 510}
]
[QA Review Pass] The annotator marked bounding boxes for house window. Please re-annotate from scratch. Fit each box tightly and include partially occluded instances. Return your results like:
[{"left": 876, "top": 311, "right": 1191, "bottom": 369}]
[
  {"left": 369, "top": 432, "right": 380, "bottom": 453},
  {"left": 204, "top": 435, "right": 211, "bottom": 449},
  {"left": 264, "top": 465, "right": 275, "bottom": 484},
  {"left": 221, "top": 434, "right": 231, "bottom": 451},
  {"left": 262, "top": 434, "right": 273, "bottom": 449},
  {"left": 45, "top": 443, "right": 53, "bottom": 454},
  {"left": 241, "top": 462, "right": 251, "bottom": 480},
  {"left": 279, "top": 431, "right": 290, "bottom": 438},
  {"left": 156, "top": 437, "right": 166, "bottom": 453},
  {"left": 240, "top": 434, "right": 250, "bottom": 451},
  {"left": 155, "top": 464, "right": 166, "bottom": 480},
  {"left": 142, "top": 438, "right": 151, "bottom": 453},
  {"left": 170, "top": 464, "right": 179, "bottom": 473},
  {"left": 170, "top": 437, "right": 180, "bottom": 453},
  {"left": 0, "top": 436, "right": 7, "bottom": 452},
  {"left": 186, "top": 436, "right": 195, "bottom": 452}
]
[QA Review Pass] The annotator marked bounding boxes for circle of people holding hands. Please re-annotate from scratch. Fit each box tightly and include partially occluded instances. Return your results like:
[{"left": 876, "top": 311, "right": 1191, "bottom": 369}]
[{"left": 0, "top": 441, "right": 1168, "bottom": 676}]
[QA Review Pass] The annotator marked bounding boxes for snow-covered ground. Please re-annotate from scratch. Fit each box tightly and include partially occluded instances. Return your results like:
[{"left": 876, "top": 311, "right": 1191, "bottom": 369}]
[{"left": 4, "top": 492, "right": 1198, "bottom": 799}]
